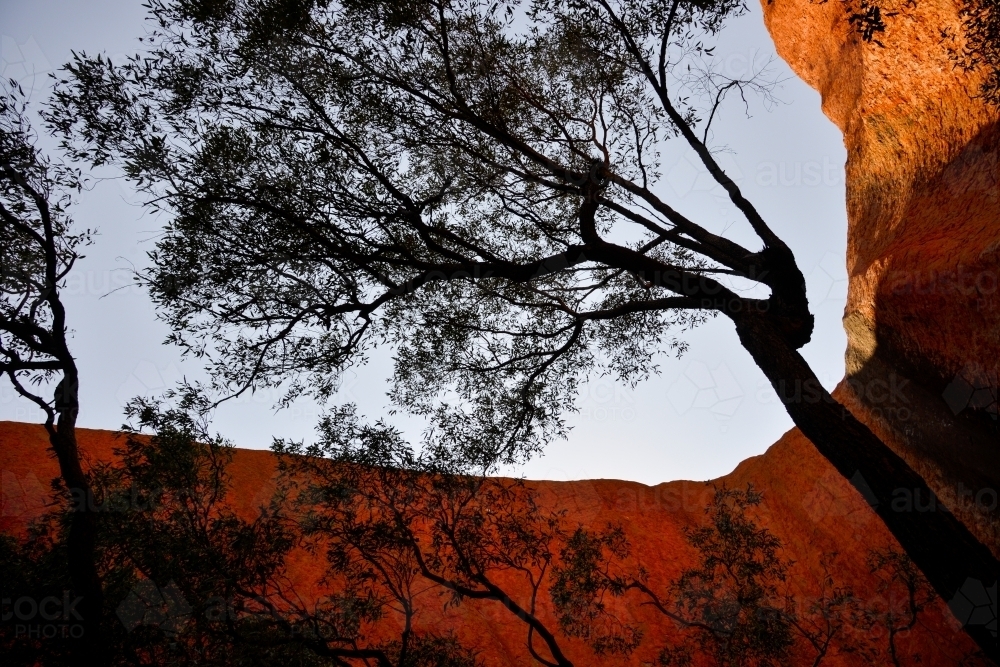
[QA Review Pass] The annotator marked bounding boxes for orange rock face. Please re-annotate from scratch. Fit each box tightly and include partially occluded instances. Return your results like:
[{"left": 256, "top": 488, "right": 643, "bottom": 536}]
[
  {"left": 761, "top": 0, "right": 1000, "bottom": 554},
  {"left": 0, "top": 421, "right": 984, "bottom": 664}
]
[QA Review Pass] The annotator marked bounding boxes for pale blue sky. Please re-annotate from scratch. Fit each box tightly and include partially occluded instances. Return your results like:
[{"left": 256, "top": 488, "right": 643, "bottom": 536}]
[{"left": 1, "top": 0, "right": 849, "bottom": 484}]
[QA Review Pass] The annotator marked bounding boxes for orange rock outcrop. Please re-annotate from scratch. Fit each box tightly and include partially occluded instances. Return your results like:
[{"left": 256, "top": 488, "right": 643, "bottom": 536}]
[
  {"left": 761, "top": 0, "right": 999, "bottom": 553},
  {"left": 1, "top": 421, "right": 984, "bottom": 664}
]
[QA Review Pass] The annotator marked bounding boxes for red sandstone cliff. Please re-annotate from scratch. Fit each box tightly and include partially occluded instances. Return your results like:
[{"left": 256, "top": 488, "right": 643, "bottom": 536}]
[
  {"left": 761, "top": 0, "right": 1000, "bottom": 554},
  {"left": 0, "top": 421, "right": 984, "bottom": 664}
]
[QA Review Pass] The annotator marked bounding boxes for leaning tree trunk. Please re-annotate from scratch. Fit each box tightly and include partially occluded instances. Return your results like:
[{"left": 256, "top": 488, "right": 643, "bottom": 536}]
[
  {"left": 732, "top": 309, "right": 999, "bottom": 662},
  {"left": 46, "top": 372, "right": 105, "bottom": 664}
]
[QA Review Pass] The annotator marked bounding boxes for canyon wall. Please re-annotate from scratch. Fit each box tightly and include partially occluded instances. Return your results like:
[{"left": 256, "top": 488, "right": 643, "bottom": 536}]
[
  {"left": 0, "top": 421, "right": 986, "bottom": 665},
  {"left": 762, "top": 0, "right": 1000, "bottom": 553}
]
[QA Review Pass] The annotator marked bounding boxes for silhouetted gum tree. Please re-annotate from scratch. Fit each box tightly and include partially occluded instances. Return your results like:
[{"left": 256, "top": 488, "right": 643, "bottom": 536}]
[
  {"left": 553, "top": 486, "right": 797, "bottom": 667},
  {"left": 553, "top": 485, "right": 990, "bottom": 666},
  {"left": 274, "top": 405, "right": 584, "bottom": 666},
  {"left": 0, "top": 84, "right": 104, "bottom": 660},
  {"left": 72, "top": 394, "right": 591, "bottom": 665},
  {"left": 46, "top": 0, "right": 998, "bottom": 657}
]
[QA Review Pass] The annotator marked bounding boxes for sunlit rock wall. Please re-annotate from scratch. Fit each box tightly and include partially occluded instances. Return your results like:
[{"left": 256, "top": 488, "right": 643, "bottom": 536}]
[
  {"left": 762, "top": 0, "right": 1000, "bottom": 553},
  {"left": 1, "top": 422, "right": 984, "bottom": 665}
]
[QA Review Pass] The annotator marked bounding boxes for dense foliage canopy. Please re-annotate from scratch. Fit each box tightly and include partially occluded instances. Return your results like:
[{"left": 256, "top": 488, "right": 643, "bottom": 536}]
[{"left": 50, "top": 0, "right": 806, "bottom": 469}]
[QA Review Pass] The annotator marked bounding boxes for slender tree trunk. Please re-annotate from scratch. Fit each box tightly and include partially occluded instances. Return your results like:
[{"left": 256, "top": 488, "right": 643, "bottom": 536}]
[
  {"left": 732, "top": 309, "right": 999, "bottom": 662},
  {"left": 45, "top": 373, "right": 104, "bottom": 664}
]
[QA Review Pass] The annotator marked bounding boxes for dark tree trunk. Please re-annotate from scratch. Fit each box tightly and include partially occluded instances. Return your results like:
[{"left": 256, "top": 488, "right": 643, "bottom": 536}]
[
  {"left": 2, "top": 97, "right": 104, "bottom": 663},
  {"left": 732, "top": 309, "right": 999, "bottom": 663},
  {"left": 46, "top": 374, "right": 104, "bottom": 664}
]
